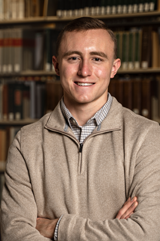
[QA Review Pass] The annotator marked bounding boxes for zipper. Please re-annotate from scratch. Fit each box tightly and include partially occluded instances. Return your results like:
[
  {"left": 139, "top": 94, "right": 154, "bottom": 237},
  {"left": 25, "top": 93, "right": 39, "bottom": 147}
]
[{"left": 45, "top": 125, "right": 121, "bottom": 174}]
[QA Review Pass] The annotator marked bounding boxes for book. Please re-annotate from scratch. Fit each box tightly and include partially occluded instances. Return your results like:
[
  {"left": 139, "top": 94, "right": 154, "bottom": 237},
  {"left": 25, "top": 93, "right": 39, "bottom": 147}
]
[
  {"left": 11, "top": 0, "right": 18, "bottom": 19},
  {"left": 34, "top": 31, "right": 45, "bottom": 70},
  {"left": 36, "top": 81, "right": 46, "bottom": 118},
  {"left": 141, "top": 78, "right": 152, "bottom": 119},
  {"left": 14, "top": 82, "right": 23, "bottom": 120},
  {"left": 8, "top": 82, "right": 15, "bottom": 120},
  {"left": 18, "top": 0, "right": 25, "bottom": 19},
  {"left": 152, "top": 31, "right": 159, "bottom": 68},
  {"left": 13, "top": 28, "right": 35, "bottom": 72},
  {"left": 22, "top": 82, "right": 30, "bottom": 119},
  {"left": 2, "top": 29, "right": 8, "bottom": 73},
  {"left": 44, "top": 28, "right": 53, "bottom": 71},
  {"left": 0, "top": 29, "right": 3, "bottom": 73},
  {"left": 0, "top": 0, "right": 4, "bottom": 19},
  {"left": 128, "top": 30, "right": 134, "bottom": 70},
  {"left": 106, "top": 0, "right": 111, "bottom": 14},
  {"left": 121, "top": 31, "right": 129, "bottom": 70},
  {"left": 141, "top": 26, "right": 152, "bottom": 69},
  {"left": 57, "top": 0, "right": 63, "bottom": 17},
  {"left": 46, "top": 0, "right": 57, "bottom": 16},
  {"left": 46, "top": 81, "right": 63, "bottom": 112},
  {"left": 0, "top": 128, "right": 7, "bottom": 162},
  {"left": 100, "top": 0, "right": 106, "bottom": 15},
  {"left": 4, "top": 0, "right": 11, "bottom": 19},
  {"left": 2, "top": 83, "right": 8, "bottom": 120},
  {"left": 0, "top": 82, "right": 3, "bottom": 120},
  {"left": 134, "top": 29, "right": 142, "bottom": 69},
  {"left": 132, "top": 78, "right": 142, "bottom": 115},
  {"left": 122, "top": 78, "right": 132, "bottom": 109},
  {"left": 133, "top": 0, "right": 139, "bottom": 13}
]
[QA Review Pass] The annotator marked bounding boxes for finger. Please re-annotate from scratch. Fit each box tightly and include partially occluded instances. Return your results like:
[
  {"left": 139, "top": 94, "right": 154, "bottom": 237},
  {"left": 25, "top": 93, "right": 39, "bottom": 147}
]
[
  {"left": 120, "top": 201, "right": 138, "bottom": 219},
  {"left": 125, "top": 212, "right": 133, "bottom": 219},
  {"left": 116, "top": 197, "right": 137, "bottom": 219}
]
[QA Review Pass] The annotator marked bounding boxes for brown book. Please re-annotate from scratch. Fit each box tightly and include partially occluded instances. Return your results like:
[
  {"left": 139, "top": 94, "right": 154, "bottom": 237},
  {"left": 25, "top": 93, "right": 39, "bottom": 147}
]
[
  {"left": 43, "top": 0, "right": 48, "bottom": 17},
  {"left": 141, "top": 27, "right": 152, "bottom": 69},
  {"left": 115, "top": 79, "right": 124, "bottom": 105},
  {"left": 46, "top": 81, "right": 63, "bottom": 113},
  {"left": 122, "top": 79, "right": 132, "bottom": 110},
  {"left": 152, "top": 31, "right": 159, "bottom": 68},
  {"left": 141, "top": 78, "right": 152, "bottom": 119},
  {"left": 132, "top": 78, "right": 142, "bottom": 115},
  {"left": 2, "top": 83, "right": 8, "bottom": 120},
  {"left": 0, "top": 128, "right": 7, "bottom": 162},
  {"left": 108, "top": 79, "right": 117, "bottom": 97}
]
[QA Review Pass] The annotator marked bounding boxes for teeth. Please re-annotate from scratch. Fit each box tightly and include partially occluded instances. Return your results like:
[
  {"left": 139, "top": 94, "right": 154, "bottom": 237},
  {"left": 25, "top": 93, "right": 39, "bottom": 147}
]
[{"left": 77, "top": 83, "right": 93, "bottom": 86}]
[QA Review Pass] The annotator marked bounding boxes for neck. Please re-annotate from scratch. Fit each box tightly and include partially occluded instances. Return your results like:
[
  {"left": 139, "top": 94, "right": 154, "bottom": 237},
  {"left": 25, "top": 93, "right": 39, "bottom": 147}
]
[{"left": 64, "top": 96, "right": 108, "bottom": 126}]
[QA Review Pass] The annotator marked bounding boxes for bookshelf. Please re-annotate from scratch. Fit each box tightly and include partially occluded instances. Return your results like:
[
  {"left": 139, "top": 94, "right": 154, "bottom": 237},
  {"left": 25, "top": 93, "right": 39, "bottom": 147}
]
[{"left": 0, "top": 0, "right": 160, "bottom": 173}]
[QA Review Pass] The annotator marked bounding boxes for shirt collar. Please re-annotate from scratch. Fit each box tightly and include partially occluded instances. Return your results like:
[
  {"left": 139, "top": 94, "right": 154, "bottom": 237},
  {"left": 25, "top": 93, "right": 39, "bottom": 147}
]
[{"left": 61, "top": 93, "right": 113, "bottom": 127}]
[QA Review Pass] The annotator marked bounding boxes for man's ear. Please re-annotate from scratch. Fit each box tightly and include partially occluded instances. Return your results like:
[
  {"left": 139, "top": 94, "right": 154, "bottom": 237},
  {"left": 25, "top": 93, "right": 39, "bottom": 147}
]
[
  {"left": 52, "top": 56, "right": 60, "bottom": 76},
  {"left": 110, "top": 58, "right": 121, "bottom": 78}
]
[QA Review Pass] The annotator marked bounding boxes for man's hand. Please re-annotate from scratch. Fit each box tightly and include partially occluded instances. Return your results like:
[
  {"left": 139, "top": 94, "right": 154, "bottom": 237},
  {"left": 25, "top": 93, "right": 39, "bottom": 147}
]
[
  {"left": 36, "top": 197, "right": 138, "bottom": 238},
  {"left": 36, "top": 217, "right": 58, "bottom": 239},
  {"left": 116, "top": 197, "right": 138, "bottom": 219}
]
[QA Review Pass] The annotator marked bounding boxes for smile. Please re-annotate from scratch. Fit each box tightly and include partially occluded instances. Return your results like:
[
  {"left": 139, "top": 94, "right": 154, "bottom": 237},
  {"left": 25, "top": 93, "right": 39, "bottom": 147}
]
[{"left": 76, "top": 82, "right": 94, "bottom": 86}]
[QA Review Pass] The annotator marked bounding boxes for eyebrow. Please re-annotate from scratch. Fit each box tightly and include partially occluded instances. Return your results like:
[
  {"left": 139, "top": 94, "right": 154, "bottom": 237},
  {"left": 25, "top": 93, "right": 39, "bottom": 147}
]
[{"left": 63, "top": 51, "right": 108, "bottom": 59}]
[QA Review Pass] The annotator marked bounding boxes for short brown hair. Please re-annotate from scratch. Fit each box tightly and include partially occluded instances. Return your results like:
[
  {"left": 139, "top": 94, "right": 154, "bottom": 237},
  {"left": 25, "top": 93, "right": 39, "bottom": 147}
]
[{"left": 56, "top": 17, "right": 117, "bottom": 59}]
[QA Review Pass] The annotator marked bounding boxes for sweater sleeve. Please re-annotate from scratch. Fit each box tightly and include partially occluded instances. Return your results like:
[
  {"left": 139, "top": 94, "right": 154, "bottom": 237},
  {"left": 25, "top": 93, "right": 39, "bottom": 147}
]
[
  {"left": 57, "top": 123, "right": 160, "bottom": 241},
  {"left": 1, "top": 131, "right": 51, "bottom": 241}
]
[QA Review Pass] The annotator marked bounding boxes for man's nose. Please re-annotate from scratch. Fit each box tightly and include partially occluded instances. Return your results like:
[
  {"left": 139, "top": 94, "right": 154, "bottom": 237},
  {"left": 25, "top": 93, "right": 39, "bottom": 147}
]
[{"left": 77, "top": 59, "right": 92, "bottom": 77}]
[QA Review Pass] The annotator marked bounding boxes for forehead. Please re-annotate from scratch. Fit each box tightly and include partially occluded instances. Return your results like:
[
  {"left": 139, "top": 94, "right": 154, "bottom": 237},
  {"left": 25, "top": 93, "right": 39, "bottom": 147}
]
[{"left": 59, "top": 29, "right": 114, "bottom": 56}]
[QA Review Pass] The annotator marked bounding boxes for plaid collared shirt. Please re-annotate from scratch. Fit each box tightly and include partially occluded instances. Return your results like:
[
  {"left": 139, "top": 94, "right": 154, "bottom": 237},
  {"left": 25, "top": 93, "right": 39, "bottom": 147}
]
[{"left": 60, "top": 93, "right": 113, "bottom": 143}]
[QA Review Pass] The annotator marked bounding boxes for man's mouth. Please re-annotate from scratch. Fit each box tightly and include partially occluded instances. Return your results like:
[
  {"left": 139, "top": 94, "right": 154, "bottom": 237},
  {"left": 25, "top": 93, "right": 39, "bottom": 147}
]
[{"left": 75, "top": 82, "right": 94, "bottom": 86}]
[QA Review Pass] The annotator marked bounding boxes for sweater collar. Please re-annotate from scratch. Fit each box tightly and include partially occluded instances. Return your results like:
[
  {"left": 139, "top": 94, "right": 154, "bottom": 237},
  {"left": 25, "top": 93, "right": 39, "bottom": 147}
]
[{"left": 45, "top": 97, "right": 122, "bottom": 133}]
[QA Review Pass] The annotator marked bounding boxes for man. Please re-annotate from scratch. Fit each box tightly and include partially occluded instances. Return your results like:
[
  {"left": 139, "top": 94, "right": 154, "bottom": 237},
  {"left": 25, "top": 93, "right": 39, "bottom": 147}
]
[{"left": 1, "top": 17, "right": 160, "bottom": 241}]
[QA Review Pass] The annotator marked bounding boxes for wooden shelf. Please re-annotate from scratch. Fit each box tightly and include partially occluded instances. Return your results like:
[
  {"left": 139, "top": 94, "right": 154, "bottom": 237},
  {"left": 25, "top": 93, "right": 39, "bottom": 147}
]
[
  {"left": 118, "top": 68, "right": 160, "bottom": 74},
  {"left": 0, "top": 11, "right": 160, "bottom": 25}
]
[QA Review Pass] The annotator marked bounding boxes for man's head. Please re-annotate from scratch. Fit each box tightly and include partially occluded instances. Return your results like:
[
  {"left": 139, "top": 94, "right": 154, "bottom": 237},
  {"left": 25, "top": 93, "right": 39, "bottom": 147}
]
[
  {"left": 52, "top": 17, "right": 121, "bottom": 113},
  {"left": 56, "top": 17, "right": 117, "bottom": 59}
]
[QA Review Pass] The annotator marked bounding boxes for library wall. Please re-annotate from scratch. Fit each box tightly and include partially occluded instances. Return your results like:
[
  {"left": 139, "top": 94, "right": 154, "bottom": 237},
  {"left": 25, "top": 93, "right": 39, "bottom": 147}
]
[{"left": 0, "top": 0, "right": 160, "bottom": 211}]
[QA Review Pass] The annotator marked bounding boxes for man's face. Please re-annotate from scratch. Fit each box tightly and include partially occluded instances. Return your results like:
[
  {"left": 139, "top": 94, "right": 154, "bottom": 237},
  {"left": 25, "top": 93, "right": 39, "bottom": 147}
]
[{"left": 53, "top": 29, "right": 120, "bottom": 110}]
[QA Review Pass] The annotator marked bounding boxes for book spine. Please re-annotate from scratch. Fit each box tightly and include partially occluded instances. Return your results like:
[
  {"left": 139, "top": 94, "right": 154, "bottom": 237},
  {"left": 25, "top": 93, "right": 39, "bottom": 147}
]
[
  {"left": 8, "top": 82, "right": 15, "bottom": 120},
  {"left": 2, "top": 29, "right": 8, "bottom": 73},
  {"left": 0, "top": 83, "right": 3, "bottom": 120},
  {"left": 2, "top": 83, "right": 8, "bottom": 120},
  {"left": 0, "top": 29, "right": 3, "bottom": 73},
  {"left": 18, "top": 0, "right": 25, "bottom": 19},
  {"left": 45, "top": 28, "right": 52, "bottom": 71},
  {"left": 14, "top": 82, "right": 23, "bottom": 120},
  {"left": 13, "top": 28, "right": 23, "bottom": 72},
  {"left": 141, "top": 78, "right": 152, "bottom": 119},
  {"left": 0, "top": 0, "right": 4, "bottom": 20},
  {"left": 132, "top": 78, "right": 142, "bottom": 115}
]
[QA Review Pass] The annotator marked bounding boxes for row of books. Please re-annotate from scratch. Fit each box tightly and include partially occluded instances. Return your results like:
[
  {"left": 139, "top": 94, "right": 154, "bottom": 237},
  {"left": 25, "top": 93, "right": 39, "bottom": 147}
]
[
  {"left": 0, "top": 28, "right": 59, "bottom": 73},
  {"left": 57, "top": 0, "right": 159, "bottom": 17},
  {"left": 109, "top": 76, "right": 160, "bottom": 120},
  {"left": 1, "top": 26, "right": 160, "bottom": 74},
  {"left": 116, "top": 27, "right": 160, "bottom": 70},
  {"left": 0, "top": 79, "right": 63, "bottom": 121},
  {"left": 0, "top": 0, "right": 51, "bottom": 20},
  {"left": 0, "top": 0, "right": 159, "bottom": 21}
]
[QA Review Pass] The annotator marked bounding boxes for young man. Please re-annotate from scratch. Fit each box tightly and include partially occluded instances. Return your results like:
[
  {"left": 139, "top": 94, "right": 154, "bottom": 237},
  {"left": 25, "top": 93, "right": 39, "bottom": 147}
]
[{"left": 1, "top": 17, "right": 160, "bottom": 241}]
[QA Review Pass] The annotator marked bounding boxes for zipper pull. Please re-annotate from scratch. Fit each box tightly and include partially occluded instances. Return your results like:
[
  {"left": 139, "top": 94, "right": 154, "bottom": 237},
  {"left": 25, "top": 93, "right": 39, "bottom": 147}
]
[{"left": 79, "top": 143, "right": 83, "bottom": 153}]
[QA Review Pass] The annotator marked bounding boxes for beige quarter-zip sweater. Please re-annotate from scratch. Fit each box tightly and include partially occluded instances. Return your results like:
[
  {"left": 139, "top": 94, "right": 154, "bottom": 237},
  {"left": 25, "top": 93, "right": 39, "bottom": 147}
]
[{"left": 1, "top": 98, "right": 160, "bottom": 241}]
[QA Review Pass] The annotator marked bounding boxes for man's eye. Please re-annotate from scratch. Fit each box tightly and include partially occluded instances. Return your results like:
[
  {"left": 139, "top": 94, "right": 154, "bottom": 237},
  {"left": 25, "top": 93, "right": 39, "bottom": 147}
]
[
  {"left": 69, "top": 56, "right": 78, "bottom": 61},
  {"left": 94, "top": 57, "right": 102, "bottom": 62}
]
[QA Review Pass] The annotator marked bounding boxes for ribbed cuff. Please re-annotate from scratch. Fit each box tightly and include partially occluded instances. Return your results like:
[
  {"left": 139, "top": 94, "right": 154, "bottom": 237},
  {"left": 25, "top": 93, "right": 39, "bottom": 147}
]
[{"left": 53, "top": 215, "right": 63, "bottom": 240}]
